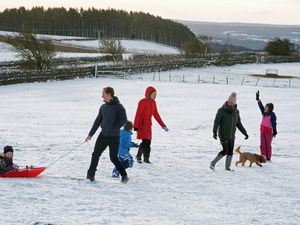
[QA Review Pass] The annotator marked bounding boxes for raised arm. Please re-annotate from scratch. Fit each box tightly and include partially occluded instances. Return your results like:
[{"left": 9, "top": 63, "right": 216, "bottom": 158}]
[
  {"left": 257, "top": 100, "right": 265, "bottom": 115},
  {"left": 256, "top": 91, "right": 265, "bottom": 115}
]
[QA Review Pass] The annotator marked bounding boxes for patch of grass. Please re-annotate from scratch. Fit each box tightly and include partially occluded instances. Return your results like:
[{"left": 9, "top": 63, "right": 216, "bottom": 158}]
[
  {"left": 0, "top": 35, "right": 98, "bottom": 53},
  {"left": 53, "top": 43, "right": 98, "bottom": 53},
  {"left": 251, "top": 74, "right": 297, "bottom": 79}
]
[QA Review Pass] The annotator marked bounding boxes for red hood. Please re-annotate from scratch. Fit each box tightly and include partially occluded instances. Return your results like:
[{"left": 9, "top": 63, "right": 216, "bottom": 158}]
[{"left": 145, "top": 86, "right": 156, "bottom": 98}]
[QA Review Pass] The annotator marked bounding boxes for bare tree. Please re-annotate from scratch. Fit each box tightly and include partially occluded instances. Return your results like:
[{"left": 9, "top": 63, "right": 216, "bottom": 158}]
[
  {"left": 6, "top": 32, "right": 56, "bottom": 70},
  {"left": 99, "top": 37, "right": 125, "bottom": 62}
]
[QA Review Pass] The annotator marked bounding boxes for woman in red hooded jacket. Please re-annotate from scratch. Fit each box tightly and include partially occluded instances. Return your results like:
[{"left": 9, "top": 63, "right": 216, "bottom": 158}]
[{"left": 134, "top": 86, "right": 168, "bottom": 163}]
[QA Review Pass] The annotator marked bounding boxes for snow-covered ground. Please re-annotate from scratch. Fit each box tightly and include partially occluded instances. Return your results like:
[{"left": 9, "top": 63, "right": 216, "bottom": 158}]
[
  {"left": 0, "top": 67, "right": 299, "bottom": 224},
  {"left": 58, "top": 39, "right": 180, "bottom": 55},
  {"left": 0, "top": 31, "right": 180, "bottom": 62},
  {"left": 138, "top": 63, "right": 300, "bottom": 88}
]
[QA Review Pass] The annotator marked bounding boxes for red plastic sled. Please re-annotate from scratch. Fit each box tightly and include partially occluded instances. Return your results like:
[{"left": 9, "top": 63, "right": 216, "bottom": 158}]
[{"left": 0, "top": 167, "right": 46, "bottom": 178}]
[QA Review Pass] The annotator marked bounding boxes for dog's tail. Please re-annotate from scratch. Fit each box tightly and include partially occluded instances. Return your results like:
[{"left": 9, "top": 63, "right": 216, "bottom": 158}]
[{"left": 235, "top": 146, "right": 242, "bottom": 154}]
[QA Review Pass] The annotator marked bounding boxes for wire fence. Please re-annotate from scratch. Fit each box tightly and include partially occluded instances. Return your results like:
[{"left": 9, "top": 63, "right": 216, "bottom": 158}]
[
  {"left": 136, "top": 71, "right": 300, "bottom": 88},
  {"left": 96, "top": 70, "right": 300, "bottom": 89}
]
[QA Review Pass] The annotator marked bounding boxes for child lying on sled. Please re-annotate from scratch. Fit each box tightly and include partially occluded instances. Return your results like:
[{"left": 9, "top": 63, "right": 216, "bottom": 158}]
[{"left": 0, "top": 146, "right": 19, "bottom": 174}]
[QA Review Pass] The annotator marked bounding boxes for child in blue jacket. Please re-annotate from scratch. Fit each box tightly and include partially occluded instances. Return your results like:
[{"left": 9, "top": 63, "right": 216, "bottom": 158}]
[{"left": 112, "top": 121, "right": 139, "bottom": 178}]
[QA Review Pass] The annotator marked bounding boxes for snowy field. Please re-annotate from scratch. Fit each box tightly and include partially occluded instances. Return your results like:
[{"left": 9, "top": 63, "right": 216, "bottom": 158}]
[
  {"left": 139, "top": 63, "right": 300, "bottom": 88},
  {"left": 58, "top": 39, "right": 180, "bottom": 55},
  {"left": 0, "top": 31, "right": 180, "bottom": 62},
  {"left": 0, "top": 67, "right": 300, "bottom": 225}
]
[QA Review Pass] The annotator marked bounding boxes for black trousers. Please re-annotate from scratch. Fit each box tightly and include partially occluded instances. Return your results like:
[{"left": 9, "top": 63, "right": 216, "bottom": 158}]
[
  {"left": 219, "top": 139, "right": 235, "bottom": 156},
  {"left": 137, "top": 139, "right": 151, "bottom": 159},
  {"left": 88, "top": 133, "right": 125, "bottom": 175},
  {"left": 140, "top": 139, "right": 151, "bottom": 149}
]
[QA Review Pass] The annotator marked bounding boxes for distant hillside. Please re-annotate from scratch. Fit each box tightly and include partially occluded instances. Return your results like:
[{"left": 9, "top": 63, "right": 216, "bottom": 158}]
[
  {"left": 209, "top": 42, "right": 252, "bottom": 53},
  {"left": 0, "top": 7, "right": 195, "bottom": 48},
  {"left": 180, "top": 20, "right": 300, "bottom": 50}
]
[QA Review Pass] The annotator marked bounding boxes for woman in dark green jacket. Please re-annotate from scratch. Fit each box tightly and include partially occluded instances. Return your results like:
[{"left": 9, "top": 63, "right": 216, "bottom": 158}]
[{"left": 210, "top": 92, "right": 248, "bottom": 171}]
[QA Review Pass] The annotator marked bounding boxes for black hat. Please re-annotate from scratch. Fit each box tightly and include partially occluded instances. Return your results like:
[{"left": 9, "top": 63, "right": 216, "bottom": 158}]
[
  {"left": 267, "top": 103, "right": 274, "bottom": 112},
  {"left": 4, "top": 146, "right": 14, "bottom": 154}
]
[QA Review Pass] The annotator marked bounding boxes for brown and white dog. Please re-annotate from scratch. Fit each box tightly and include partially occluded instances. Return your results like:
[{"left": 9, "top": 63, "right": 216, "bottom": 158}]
[{"left": 235, "top": 146, "right": 266, "bottom": 167}]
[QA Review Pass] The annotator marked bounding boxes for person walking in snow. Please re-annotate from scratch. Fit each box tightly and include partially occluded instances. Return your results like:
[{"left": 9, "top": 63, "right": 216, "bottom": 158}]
[
  {"left": 134, "top": 86, "right": 168, "bottom": 163},
  {"left": 86, "top": 87, "right": 129, "bottom": 183},
  {"left": 112, "top": 121, "right": 139, "bottom": 178},
  {"left": 256, "top": 90, "right": 277, "bottom": 161},
  {"left": 210, "top": 92, "right": 249, "bottom": 171}
]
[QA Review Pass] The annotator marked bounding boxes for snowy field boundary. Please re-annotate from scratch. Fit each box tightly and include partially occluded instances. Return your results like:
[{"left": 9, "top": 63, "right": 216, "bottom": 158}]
[
  {"left": 96, "top": 70, "right": 300, "bottom": 89},
  {"left": 137, "top": 72, "right": 299, "bottom": 89}
]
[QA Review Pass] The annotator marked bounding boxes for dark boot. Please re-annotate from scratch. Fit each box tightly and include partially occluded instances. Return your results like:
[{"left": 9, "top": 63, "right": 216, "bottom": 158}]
[
  {"left": 225, "top": 155, "right": 234, "bottom": 171},
  {"left": 143, "top": 147, "right": 151, "bottom": 163},
  {"left": 136, "top": 147, "right": 143, "bottom": 163},
  {"left": 120, "top": 169, "right": 129, "bottom": 184},
  {"left": 86, "top": 170, "right": 95, "bottom": 182},
  {"left": 210, "top": 153, "right": 224, "bottom": 170}
]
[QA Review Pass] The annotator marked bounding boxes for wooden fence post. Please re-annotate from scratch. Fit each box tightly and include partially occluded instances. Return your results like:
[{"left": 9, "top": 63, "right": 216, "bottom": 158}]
[
  {"left": 241, "top": 76, "right": 245, "bottom": 86},
  {"left": 94, "top": 63, "right": 98, "bottom": 78},
  {"left": 255, "top": 78, "right": 260, "bottom": 86},
  {"left": 198, "top": 75, "right": 200, "bottom": 84}
]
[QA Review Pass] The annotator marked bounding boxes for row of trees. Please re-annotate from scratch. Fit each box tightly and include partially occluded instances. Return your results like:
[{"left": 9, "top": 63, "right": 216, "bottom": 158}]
[
  {"left": 0, "top": 7, "right": 195, "bottom": 47},
  {"left": 265, "top": 38, "right": 296, "bottom": 56},
  {"left": 183, "top": 36, "right": 298, "bottom": 57}
]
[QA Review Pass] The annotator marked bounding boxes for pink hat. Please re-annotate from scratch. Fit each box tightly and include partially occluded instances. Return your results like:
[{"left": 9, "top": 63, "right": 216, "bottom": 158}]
[{"left": 227, "top": 92, "right": 237, "bottom": 105}]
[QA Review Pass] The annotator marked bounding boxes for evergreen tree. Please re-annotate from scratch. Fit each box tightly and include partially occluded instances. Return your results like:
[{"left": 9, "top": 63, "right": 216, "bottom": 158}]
[
  {"left": 0, "top": 7, "right": 195, "bottom": 48},
  {"left": 265, "top": 38, "right": 295, "bottom": 56}
]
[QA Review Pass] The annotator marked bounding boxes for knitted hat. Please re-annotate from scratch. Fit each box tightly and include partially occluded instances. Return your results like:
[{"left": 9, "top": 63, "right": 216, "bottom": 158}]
[
  {"left": 227, "top": 92, "right": 237, "bottom": 105},
  {"left": 267, "top": 103, "right": 274, "bottom": 112},
  {"left": 4, "top": 146, "right": 14, "bottom": 154}
]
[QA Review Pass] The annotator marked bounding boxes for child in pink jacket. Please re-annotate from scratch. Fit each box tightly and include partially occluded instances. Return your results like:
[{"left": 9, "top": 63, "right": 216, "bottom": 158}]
[{"left": 256, "top": 91, "right": 277, "bottom": 161}]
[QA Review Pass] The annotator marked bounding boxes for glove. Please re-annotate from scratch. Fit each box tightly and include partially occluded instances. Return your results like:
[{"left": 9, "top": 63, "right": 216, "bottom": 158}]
[
  {"left": 132, "top": 142, "right": 139, "bottom": 148},
  {"left": 134, "top": 128, "right": 138, "bottom": 131},
  {"left": 244, "top": 134, "right": 249, "bottom": 140},
  {"left": 13, "top": 164, "right": 19, "bottom": 170},
  {"left": 163, "top": 127, "right": 169, "bottom": 132},
  {"left": 213, "top": 133, "right": 217, "bottom": 140},
  {"left": 256, "top": 90, "right": 260, "bottom": 101},
  {"left": 273, "top": 129, "right": 277, "bottom": 138}
]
